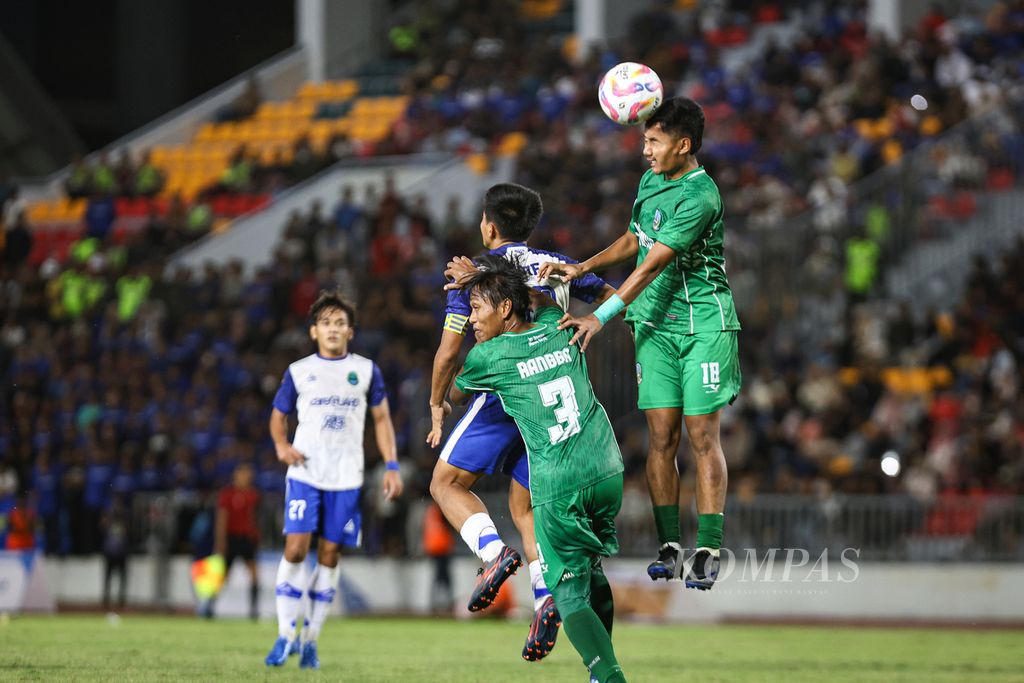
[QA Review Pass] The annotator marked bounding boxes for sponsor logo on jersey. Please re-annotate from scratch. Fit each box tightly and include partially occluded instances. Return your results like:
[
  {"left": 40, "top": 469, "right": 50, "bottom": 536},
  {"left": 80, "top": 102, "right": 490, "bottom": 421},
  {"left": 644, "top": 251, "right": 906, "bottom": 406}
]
[
  {"left": 309, "top": 396, "right": 361, "bottom": 408},
  {"left": 322, "top": 415, "right": 346, "bottom": 430},
  {"left": 516, "top": 347, "right": 572, "bottom": 379},
  {"left": 527, "top": 334, "right": 549, "bottom": 347},
  {"left": 347, "top": 371, "right": 359, "bottom": 385},
  {"left": 305, "top": 374, "right": 316, "bottom": 383},
  {"left": 637, "top": 229, "right": 655, "bottom": 250},
  {"left": 652, "top": 209, "right": 663, "bottom": 231}
]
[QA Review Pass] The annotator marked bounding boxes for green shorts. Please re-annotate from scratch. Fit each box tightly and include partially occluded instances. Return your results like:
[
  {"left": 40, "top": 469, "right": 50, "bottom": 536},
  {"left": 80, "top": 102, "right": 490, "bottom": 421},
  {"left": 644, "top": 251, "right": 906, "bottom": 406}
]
[
  {"left": 633, "top": 325, "right": 741, "bottom": 415},
  {"left": 533, "top": 473, "right": 622, "bottom": 590}
]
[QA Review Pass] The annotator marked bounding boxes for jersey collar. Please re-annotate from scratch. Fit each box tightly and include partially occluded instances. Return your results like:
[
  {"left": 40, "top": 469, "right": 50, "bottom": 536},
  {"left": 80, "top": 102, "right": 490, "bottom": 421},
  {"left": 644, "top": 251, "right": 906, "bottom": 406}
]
[
  {"left": 315, "top": 352, "right": 349, "bottom": 361},
  {"left": 488, "top": 242, "right": 527, "bottom": 256}
]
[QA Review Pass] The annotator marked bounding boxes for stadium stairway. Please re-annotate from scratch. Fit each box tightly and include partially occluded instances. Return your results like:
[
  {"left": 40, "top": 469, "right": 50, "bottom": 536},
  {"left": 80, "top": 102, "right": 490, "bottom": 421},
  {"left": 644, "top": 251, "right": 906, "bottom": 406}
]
[{"left": 885, "top": 189, "right": 1024, "bottom": 308}]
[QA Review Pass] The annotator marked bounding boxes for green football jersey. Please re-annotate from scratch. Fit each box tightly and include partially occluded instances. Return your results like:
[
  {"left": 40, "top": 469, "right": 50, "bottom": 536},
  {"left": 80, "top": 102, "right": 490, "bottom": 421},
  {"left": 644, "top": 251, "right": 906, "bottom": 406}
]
[
  {"left": 626, "top": 166, "right": 741, "bottom": 335},
  {"left": 454, "top": 306, "right": 624, "bottom": 506}
]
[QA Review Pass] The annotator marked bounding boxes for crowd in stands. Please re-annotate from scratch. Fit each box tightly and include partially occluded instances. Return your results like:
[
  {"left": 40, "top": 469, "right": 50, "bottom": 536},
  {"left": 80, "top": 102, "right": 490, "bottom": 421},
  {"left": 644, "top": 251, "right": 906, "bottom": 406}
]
[{"left": 1, "top": 0, "right": 1023, "bottom": 557}]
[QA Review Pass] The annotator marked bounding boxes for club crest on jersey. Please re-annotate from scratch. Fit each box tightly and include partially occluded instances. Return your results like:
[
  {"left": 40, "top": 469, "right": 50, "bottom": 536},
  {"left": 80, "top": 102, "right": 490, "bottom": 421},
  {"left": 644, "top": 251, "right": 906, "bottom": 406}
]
[
  {"left": 346, "top": 371, "right": 358, "bottom": 385},
  {"left": 652, "top": 209, "right": 663, "bottom": 231},
  {"left": 636, "top": 362, "right": 643, "bottom": 385}
]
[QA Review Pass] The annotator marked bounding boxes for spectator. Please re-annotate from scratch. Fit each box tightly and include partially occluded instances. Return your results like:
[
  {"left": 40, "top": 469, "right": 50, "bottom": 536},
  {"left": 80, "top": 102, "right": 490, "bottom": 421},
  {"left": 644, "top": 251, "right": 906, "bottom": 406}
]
[
  {"left": 214, "top": 462, "right": 261, "bottom": 619},
  {"left": 3, "top": 210, "right": 33, "bottom": 267},
  {"left": 4, "top": 494, "right": 36, "bottom": 551},
  {"left": 101, "top": 496, "right": 130, "bottom": 608}
]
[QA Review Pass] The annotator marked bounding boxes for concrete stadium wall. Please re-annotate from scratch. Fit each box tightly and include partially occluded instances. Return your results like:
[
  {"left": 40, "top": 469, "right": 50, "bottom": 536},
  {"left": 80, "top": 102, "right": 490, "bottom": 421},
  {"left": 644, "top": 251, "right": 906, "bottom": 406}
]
[{"left": 11, "top": 555, "right": 1024, "bottom": 625}]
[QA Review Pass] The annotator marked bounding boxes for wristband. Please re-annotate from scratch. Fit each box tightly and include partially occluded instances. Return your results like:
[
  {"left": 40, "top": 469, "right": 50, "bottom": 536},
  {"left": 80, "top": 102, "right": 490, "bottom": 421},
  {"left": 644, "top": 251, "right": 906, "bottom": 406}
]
[
  {"left": 385, "top": 461, "right": 400, "bottom": 472},
  {"left": 593, "top": 294, "right": 625, "bottom": 325}
]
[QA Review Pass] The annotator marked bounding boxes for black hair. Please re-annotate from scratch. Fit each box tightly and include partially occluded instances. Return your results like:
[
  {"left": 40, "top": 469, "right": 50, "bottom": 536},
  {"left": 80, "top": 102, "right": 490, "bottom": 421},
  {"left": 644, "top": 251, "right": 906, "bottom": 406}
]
[
  {"left": 644, "top": 97, "right": 705, "bottom": 153},
  {"left": 465, "top": 254, "right": 531, "bottom": 322},
  {"left": 309, "top": 289, "right": 357, "bottom": 327},
  {"left": 482, "top": 183, "right": 543, "bottom": 242}
]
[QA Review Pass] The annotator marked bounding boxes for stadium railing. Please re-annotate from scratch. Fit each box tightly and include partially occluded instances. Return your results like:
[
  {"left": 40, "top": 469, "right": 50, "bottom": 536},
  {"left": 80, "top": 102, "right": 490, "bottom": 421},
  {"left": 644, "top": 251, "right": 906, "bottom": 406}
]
[{"left": 123, "top": 492, "right": 1024, "bottom": 563}]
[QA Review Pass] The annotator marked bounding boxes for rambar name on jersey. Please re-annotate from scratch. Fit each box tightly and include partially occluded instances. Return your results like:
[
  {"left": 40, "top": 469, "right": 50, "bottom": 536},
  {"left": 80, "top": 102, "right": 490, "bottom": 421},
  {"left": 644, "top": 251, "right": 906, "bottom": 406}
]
[{"left": 517, "top": 347, "right": 572, "bottom": 379}]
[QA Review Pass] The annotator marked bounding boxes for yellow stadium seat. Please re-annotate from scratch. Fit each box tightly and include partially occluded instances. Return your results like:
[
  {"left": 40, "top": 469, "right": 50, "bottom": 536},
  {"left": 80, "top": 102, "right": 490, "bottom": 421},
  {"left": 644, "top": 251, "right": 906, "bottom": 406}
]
[
  {"left": 336, "top": 80, "right": 359, "bottom": 99},
  {"left": 297, "top": 81, "right": 320, "bottom": 100},
  {"left": 497, "top": 132, "right": 528, "bottom": 156},
  {"left": 465, "top": 153, "right": 490, "bottom": 175},
  {"left": 195, "top": 122, "right": 217, "bottom": 142},
  {"left": 69, "top": 199, "right": 87, "bottom": 220}
]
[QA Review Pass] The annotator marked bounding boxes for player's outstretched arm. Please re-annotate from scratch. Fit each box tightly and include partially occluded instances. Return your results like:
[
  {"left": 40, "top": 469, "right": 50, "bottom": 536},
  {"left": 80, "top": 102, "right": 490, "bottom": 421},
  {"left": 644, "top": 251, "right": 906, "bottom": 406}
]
[
  {"left": 538, "top": 230, "right": 639, "bottom": 282},
  {"left": 269, "top": 408, "right": 305, "bottom": 466},
  {"left": 371, "top": 400, "right": 404, "bottom": 501},
  {"left": 559, "top": 241, "right": 677, "bottom": 351}
]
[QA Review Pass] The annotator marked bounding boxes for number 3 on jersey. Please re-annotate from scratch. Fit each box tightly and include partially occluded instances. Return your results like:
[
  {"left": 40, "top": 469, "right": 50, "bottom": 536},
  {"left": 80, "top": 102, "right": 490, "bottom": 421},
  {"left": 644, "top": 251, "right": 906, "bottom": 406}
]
[{"left": 538, "top": 376, "right": 581, "bottom": 444}]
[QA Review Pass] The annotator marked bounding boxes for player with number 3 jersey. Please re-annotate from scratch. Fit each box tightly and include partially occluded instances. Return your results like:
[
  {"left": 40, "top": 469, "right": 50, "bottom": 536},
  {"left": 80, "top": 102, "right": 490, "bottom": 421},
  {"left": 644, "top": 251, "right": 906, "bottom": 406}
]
[{"left": 451, "top": 255, "right": 626, "bottom": 683}]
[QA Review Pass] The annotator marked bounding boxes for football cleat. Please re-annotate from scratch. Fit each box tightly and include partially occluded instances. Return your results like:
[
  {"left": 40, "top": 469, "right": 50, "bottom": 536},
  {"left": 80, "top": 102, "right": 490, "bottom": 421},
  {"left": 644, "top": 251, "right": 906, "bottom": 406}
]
[
  {"left": 264, "top": 636, "right": 297, "bottom": 666},
  {"left": 646, "top": 542, "right": 684, "bottom": 581},
  {"left": 684, "top": 548, "right": 720, "bottom": 591},
  {"left": 467, "top": 545, "right": 522, "bottom": 612},
  {"left": 522, "top": 595, "right": 561, "bottom": 661},
  {"left": 299, "top": 641, "right": 320, "bottom": 669}
]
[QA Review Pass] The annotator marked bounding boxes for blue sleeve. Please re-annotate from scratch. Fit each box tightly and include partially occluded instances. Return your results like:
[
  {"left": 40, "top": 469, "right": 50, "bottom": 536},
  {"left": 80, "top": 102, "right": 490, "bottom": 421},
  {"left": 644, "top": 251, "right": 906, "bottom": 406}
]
[
  {"left": 570, "top": 272, "right": 610, "bottom": 304},
  {"left": 272, "top": 369, "right": 298, "bottom": 414},
  {"left": 442, "top": 288, "right": 471, "bottom": 334},
  {"left": 445, "top": 287, "right": 470, "bottom": 316},
  {"left": 368, "top": 363, "right": 388, "bottom": 406}
]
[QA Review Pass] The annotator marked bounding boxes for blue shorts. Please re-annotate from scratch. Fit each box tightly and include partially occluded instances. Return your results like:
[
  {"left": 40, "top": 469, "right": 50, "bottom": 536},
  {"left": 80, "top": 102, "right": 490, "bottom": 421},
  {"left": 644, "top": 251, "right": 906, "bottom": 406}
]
[
  {"left": 283, "top": 478, "right": 362, "bottom": 547},
  {"left": 439, "top": 393, "right": 529, "bottom": 489}
]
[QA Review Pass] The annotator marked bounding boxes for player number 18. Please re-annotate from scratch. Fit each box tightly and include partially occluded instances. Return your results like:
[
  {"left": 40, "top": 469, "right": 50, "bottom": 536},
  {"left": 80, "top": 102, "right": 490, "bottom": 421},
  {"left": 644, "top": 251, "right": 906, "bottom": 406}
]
[{"left": 538, "top": 375, "right": 581, "bottom": 444}]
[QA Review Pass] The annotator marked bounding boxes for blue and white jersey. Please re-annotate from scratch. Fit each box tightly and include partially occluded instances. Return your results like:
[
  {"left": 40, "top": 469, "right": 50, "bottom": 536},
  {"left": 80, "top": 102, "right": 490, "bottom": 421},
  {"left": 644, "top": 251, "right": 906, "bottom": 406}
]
[
  {"left": 442, "top": 242, "right": 608, "bottom": 334},
  {"left": 273, "top": 352, "right": 387, "bottom": 491}
]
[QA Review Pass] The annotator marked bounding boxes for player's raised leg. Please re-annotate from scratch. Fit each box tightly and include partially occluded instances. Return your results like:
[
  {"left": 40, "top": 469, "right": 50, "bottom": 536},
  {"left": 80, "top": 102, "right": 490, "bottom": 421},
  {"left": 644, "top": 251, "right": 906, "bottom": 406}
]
[
  {"left": 429, "top": 458, "right": 521, "bottom": 611},
  {"left": 682, "top": 410, "right": 726, "bottom": 590},
  {"left": 679, "top": 331, "right": 739, "bottom": 590},
  {"left": 644, "top": 406, "right": 685, "bottom": 580}
]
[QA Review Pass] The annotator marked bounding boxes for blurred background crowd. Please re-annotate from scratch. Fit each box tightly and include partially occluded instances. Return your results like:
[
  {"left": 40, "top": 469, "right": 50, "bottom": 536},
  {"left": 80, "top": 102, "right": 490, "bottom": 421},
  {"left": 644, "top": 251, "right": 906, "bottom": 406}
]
[{"left": 1, "top": 0, "right": 1023, "bottom": 559}]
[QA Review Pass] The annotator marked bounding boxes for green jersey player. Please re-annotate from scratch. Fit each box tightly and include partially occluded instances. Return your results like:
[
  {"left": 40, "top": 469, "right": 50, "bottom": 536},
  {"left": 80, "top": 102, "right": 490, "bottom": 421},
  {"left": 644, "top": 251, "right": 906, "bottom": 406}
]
[
  {"left": 539, "top": 97, "right": 741, "bottom": 590},
  {"left": 450, "top": 255, "right": 627, "bottom": 683}
]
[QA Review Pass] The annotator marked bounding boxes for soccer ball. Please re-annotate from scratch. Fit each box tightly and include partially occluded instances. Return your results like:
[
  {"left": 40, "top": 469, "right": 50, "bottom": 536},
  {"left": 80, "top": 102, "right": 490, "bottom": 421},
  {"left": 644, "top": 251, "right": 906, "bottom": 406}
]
[{"left": 597, "top": 62, "right": 663, "bottom": 125}]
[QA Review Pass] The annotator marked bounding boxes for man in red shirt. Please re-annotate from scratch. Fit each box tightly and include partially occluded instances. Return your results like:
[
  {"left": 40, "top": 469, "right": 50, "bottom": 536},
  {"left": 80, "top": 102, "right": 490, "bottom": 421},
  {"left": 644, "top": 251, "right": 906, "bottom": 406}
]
[{"left": 216, "top": 462, "right": 261, "bottom": 619}]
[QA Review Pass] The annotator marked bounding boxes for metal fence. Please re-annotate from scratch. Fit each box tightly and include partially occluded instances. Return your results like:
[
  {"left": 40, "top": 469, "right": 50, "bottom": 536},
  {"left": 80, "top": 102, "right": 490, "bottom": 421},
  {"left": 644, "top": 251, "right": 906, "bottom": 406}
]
[{"left": 128, "top": 492, "right": 1024, "bottom": 564}]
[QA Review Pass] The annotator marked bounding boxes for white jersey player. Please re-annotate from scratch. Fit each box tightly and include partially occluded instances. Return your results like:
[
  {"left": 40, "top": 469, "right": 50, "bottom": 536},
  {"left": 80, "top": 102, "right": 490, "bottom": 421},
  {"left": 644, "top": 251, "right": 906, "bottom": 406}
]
[{"left": 265, "top": 291, "right": 403, "bottom": 669}]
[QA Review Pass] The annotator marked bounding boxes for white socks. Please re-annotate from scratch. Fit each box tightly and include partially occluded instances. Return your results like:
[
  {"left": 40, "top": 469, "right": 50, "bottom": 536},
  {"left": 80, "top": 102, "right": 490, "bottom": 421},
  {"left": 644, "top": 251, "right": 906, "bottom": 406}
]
[
  {"left": 529, "top": 560, "right": 551, "bottom": 611},
  {"left": 304, "top": 563, "right": 341, "bottom": 643},
  {"left": 459, "top": 512, "right": 505, "bottom": 563},
  {"left": 275, "top": 558, "right": 307, "bottom": 640}
]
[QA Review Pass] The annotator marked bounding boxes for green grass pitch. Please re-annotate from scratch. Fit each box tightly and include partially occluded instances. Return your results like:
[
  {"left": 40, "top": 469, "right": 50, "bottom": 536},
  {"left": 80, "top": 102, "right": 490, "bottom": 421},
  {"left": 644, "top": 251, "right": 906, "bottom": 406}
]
[{"left": 1, "top": 615, "right": 1021, "bottom": 682}]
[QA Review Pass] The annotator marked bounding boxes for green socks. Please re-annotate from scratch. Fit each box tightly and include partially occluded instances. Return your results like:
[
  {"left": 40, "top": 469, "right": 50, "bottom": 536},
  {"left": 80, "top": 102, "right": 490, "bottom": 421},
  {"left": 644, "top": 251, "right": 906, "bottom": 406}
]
[
  {"left": 589, "top": 572, "right": 615, "bottom": 636},
  {"left": 652, "top": 505, "right": 680, "bottom": 545},
  {"left": 696, "top": 513, "right": 724, "bottom": 550},
  {"left": 562, "top": 609, "right": 626, "bottom": 683}
]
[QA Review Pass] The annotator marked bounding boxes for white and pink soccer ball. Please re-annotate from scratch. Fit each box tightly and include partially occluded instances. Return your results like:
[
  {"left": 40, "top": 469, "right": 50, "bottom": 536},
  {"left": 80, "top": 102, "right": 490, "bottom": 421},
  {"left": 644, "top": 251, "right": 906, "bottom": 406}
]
[{"left": 597, "top": 62, "right": 664, "bottom": 125}]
